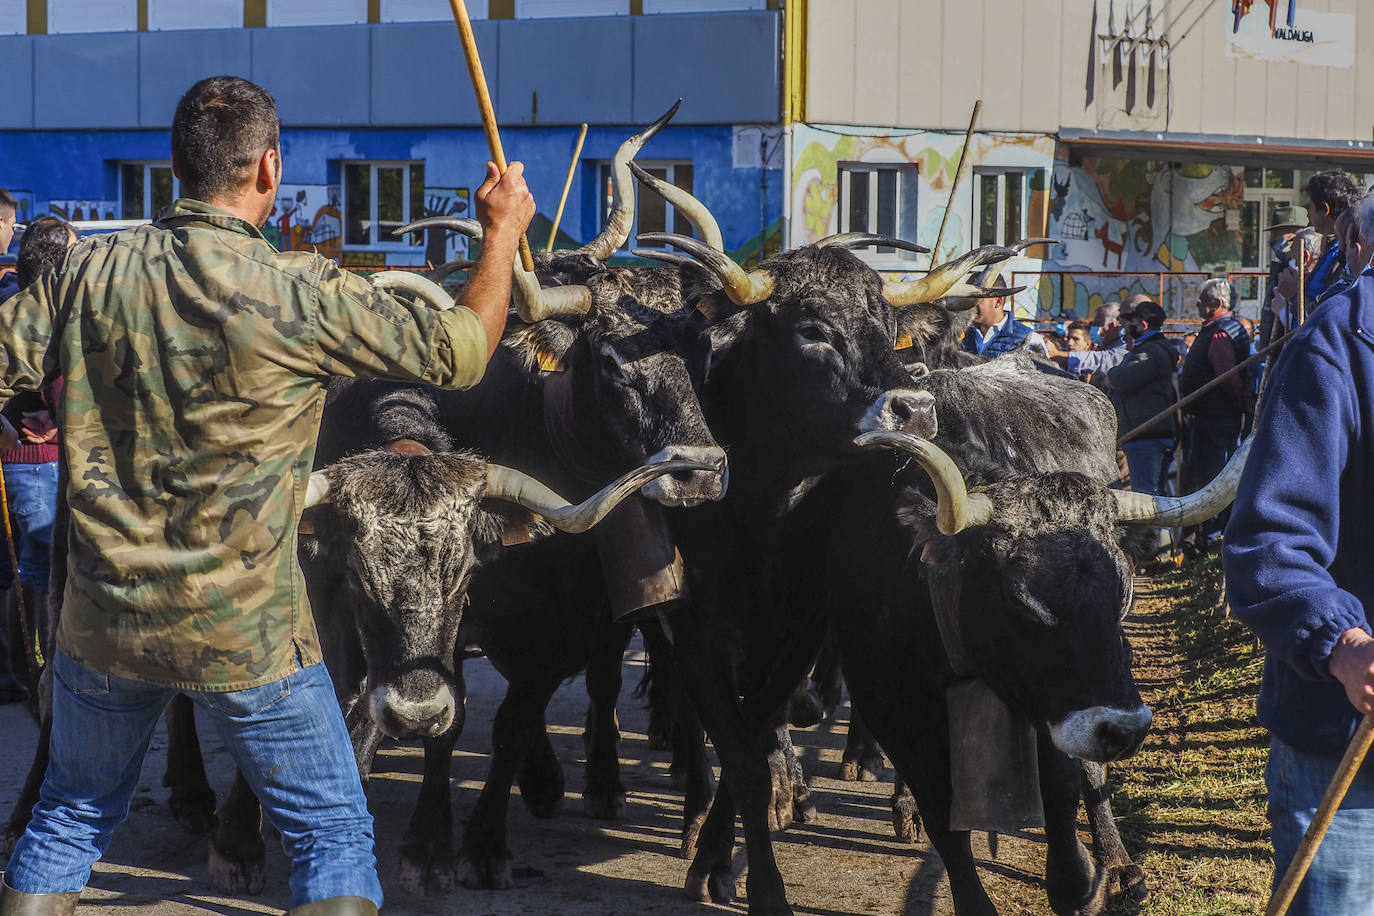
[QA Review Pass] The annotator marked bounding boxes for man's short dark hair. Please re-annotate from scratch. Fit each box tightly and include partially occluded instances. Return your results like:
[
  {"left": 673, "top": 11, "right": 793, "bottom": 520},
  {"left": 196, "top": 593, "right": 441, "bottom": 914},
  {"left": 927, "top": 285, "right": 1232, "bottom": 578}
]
[
  {"left": 16, "top": 217, "right": 74, "bottom": 288},
  {"left": 1122, "top": 300, "right": 1166, "bottom": 330},
  {"left": 1068, "top": 319, "right": 1092, "bottom": 335},
  {"left": 171, "top": 77, "right": 280, "bottom": 201},
  {"left": 0, "top": 187, "right": 17, "bottom": 217},
  {"left": 1305, "top": 170, "right": 1361, "bottom": 219}
]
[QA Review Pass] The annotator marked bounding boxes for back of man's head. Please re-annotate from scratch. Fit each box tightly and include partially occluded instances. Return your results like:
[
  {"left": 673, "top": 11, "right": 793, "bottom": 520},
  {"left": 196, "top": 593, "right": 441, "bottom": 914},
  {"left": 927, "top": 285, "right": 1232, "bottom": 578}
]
[
  {"left": 1353, "top": 192, "right": 1374, "bottom": 252},
  {"left": 17, "top": 216, "right": 75, "bottom": 288},
  {"left": 1305, "top": 170, "right": 1361, "bottom": 219},
  {"left": 1094, "top": 301, "right": 1121, "bottom": 327},
  {"left": 1123, "top": 299, "right": 1166, "bottom": 331},
  {"left": 172, "top": 77, "right": 280, "bottom": 203},
  {"left": 0, "top": 187, "right": 16, "bottom": 219}
]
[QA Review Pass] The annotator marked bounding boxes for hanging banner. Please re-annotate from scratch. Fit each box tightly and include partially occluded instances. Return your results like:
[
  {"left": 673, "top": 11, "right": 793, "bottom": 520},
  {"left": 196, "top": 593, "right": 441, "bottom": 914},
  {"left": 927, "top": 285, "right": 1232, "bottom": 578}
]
[{"left": 1226, "top": 1, "right": 1355, "bottom": 68}]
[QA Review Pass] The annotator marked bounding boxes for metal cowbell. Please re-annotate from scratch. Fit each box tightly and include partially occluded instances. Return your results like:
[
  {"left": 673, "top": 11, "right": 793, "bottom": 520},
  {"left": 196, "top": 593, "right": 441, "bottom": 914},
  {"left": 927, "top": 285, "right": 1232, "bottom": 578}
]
[{"left": 946, "top": 677, "right": 1046, "bottom": 833}]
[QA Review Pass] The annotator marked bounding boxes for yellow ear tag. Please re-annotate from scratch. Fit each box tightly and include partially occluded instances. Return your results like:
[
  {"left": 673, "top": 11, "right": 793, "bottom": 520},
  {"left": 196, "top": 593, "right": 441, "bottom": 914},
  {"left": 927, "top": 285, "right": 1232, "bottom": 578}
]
[
  {"left": 895, "top": 334, "right": 914, "bottom": 351},
  {"left": 535, "top": 349, "right": 564, "bottom": 373},
  {"left": 298, "top": 517, "right": 316, "bottom": 535}
]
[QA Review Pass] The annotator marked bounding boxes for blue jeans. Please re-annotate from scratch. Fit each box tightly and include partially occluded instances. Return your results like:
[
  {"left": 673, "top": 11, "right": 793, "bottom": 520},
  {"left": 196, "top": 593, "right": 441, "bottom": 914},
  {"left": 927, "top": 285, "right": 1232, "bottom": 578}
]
[
  {"left": 1267, "top": 737, "right": 1374, "bottom": 915},
  {"left": 6, "top": 649, "right": 383, "bottom": 908},
  {"left": 0, "top": 460, "right": 58, "bottom": 588},
  {"left": 1121, "top": 438, "right": 1173, "bottom": 552}
]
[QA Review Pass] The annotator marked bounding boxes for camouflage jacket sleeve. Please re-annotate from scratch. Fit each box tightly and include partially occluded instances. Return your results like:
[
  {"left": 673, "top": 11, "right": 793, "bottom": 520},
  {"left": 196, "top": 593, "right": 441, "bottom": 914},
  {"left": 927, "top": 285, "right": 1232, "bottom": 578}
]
[
  {"left": 310, "top": 260, "right": 488, "bottom": 389},
  {"left": 0, "top": 271, "right": 61, "bottom": 400}
]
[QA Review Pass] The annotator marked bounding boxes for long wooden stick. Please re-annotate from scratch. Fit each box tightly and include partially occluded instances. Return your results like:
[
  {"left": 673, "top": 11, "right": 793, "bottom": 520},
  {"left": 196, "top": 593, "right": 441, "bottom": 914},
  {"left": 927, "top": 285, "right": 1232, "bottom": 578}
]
[
  {"left": 547, "top": 123, "right": 588, "bottom": 252},
  {"left": 1267, "top": 715, "right": 1374, "bottom": 916},
  {"left": 931, "top": 100, "right": 982, "bottom": 266},
  {"left": 447, "top": 0, "right": 535, "bottom": 272}
]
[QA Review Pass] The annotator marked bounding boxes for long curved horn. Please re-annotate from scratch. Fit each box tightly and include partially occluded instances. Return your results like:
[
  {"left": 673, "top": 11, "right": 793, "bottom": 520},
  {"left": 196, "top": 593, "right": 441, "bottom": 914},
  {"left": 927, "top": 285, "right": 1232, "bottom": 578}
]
[
  {"left": 429, "top": 260, "right": 475, "bottom": 284},
  {"left": 854, "top": 431, "right": 994, "bottom": 535},
  {"left": 631, "top": 249, "right": 699, "bottom": 267},
  {"left": 1113, "top": 437, "right": 1252, "bottom": 527},
  {"left": 883, "top": 245, "right": 1016, "bottom": 307},
  {"left": 580, "top": 100, "right": 682, "bottom": 260},
  {"left": 370, "top": 271, "right": 455, "bottom": 311},
  {"left": 972, "top": 237, "right": 1057, "bottom": 288},
  {"left": 628, "top": 162, "right": 724, "bottom": 251},
  {"left": 484, "top": 458, "right": 716, "bottom": 533},
  {"left": 638, "top": 232, "right": 774, "bottom": 306},
  {"left": 815, "top": 233, "right": 930, "bottom": 257},
  {"left": 303, "top": 471, "right": 331, "bottom": 508},
  {"left": 392, "top": 216, "right": 483, "bottom": 241}
]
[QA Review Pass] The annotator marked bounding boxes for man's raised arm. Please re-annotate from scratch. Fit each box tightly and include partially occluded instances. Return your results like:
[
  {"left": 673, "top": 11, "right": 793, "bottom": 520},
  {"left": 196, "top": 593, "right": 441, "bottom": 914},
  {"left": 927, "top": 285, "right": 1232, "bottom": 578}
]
[{"left": 462, "top": 161, "right": 537, "bottom": 358}]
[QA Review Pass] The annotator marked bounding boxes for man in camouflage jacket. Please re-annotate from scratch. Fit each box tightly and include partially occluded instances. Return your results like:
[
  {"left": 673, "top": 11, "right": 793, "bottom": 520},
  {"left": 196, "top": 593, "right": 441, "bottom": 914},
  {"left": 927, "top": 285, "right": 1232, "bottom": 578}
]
[{"left": 0, "top": 77, "right": 534, "bottom": 916}]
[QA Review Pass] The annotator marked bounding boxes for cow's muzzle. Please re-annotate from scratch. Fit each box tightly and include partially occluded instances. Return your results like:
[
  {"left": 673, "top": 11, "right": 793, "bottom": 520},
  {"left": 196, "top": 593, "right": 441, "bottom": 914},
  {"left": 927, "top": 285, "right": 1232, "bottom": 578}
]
[
  {"left": 638, "top": 446, "right": 728, "bottom": 507},
  {"left": 858, "top": 389, "right": 937, "bottom": 438},
  {"left": 1049, "top": 705, "right": 1153, "bottom": 762},
  {"left": 369, "top": 681, "right": 457, "bottom": 739}
]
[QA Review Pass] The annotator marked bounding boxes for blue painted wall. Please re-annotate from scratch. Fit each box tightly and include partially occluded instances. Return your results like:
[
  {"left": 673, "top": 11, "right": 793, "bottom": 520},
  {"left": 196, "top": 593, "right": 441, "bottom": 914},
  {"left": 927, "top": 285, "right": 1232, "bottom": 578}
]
[
  {"left": 0, "top": 124, "right": 781, "bottom": 258},
  {"left": 0, "top": 11, "right": 778, "bottom": 130}
]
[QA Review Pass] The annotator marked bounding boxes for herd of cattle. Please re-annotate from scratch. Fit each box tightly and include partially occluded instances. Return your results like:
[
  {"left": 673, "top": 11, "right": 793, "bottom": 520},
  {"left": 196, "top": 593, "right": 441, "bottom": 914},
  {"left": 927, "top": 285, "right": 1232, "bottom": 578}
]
[{"left": 2, "top": 105, "right": 1249, "bottom": 916}]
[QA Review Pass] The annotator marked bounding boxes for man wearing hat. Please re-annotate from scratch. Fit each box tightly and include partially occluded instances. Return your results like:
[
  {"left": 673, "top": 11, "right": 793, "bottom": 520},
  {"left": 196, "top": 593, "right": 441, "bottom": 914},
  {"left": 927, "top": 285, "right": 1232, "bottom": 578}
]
[
  {"left": 1107, "top": 299, "right": 1178, "bottom": 553},
  {"left": 1257, "top": 205, "right": 1305, "bottom": 355}
]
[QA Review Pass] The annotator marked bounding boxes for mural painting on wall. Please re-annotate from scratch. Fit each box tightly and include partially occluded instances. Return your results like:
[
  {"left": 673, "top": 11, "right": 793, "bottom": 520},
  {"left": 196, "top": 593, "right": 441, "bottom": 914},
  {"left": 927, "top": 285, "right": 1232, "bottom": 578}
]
[
  {"left": 7, "top": 191, "right": 34, "bottom": 224},
  {"left": 1046, "top": 158, "right": 1244, "bottom": 317},
  {"left": 1228, "top": 1, "right": 1355, "bottom": 67},
  {"left": 49, "top": 200, "right": 118, "bottom": 222},
  {"left": 789, "top": 126, "right": 1057, "bottom": 267},
  {"left": 422, "top": 188, "right": 471, "bottom": 266},
  {"left": 265, "top": 185, "right": 343, "bottom": 261}
]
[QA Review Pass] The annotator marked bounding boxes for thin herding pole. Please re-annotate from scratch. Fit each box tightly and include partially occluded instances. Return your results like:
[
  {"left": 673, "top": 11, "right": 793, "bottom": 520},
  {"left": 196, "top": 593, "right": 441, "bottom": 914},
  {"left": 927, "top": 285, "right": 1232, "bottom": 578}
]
[
  {"left": 447, "top": 0, "right": 536, "bottom": 273},
  {"left": 1266, "top": 715, "right": 1374, "bottom": 916},
  {"left": 548, "top": 123, "right": 588, "bottom": 252},
  {"left": 931, "top": 100, "right": 982, "bottom": 266}
]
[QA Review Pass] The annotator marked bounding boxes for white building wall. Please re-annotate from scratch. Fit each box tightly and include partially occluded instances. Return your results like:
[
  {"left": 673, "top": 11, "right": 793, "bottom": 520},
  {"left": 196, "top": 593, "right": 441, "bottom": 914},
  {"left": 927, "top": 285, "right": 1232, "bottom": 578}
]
[
  {"left": 47, "top": 0, "right": 137, "bottom": 33},
  {"left": 147, "top": 0, "right": 243, "bottom": 31},
  {"left": 266, "top": 0, "right": 367, "bottom": 27}
]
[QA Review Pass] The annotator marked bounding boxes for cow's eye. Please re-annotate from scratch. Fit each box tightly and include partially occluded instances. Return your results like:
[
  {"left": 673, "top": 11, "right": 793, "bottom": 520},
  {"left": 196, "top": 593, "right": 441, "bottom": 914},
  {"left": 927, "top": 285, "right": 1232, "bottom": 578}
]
[{"left": 796, "top": 324, "right": 830, "bottom": 346}]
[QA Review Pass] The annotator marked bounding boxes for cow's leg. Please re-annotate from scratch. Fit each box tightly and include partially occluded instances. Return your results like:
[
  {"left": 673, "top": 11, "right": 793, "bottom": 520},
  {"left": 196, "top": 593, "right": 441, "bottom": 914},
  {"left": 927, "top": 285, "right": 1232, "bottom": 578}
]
[
  {"left": 163, "top": 694, "right": 217, "bottom": 834},
  {"left": 677, "top": 695, "right": 715, "bottom": 859},
  {"left": 1039, "top": 740, "right": 1107, "bottom": 916},
  {"left": 841, "top": 711, "right": 885, "bottom": 783},
  {"left": 582, "top": 623, "right": 633, "bottom": 819},
  {"left": 351, "top": 717, "right": 384, "bottom": 782},
  {"left": 456, "top": 677, "right": 561, "bottom": 890},
  {"left": 515, "top": 718, "right": 566, "bottom": 819},
  {"left": 2, "top": 710, "right": 50, "bottom": 859},
  {"left": 208, "top": 767, "right": 266, "bottom": 895},
  {"left": 637, "top": 618, "right": 677, "bottom": 752},
  {"left": 1081, "top": 760, "right": 1147, "bottom": 903},
  {"left": 771, "top": 721, "right": 816, "bottom": 828},
  {"left": 890, "top": 773, "right": 920, "bottom": 844},
  {"left": 672, "top": 623, "right": 791, "bottom": 915},
  {"left": 398, "top": 726, "right": 460, "bottom": 896}
]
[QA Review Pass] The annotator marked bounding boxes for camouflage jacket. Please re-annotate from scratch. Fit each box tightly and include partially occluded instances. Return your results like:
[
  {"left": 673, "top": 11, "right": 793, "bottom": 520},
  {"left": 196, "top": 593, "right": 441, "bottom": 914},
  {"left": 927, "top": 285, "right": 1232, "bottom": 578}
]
[{"left": 0, "top": 199, "right": 488, "bottom": 690}]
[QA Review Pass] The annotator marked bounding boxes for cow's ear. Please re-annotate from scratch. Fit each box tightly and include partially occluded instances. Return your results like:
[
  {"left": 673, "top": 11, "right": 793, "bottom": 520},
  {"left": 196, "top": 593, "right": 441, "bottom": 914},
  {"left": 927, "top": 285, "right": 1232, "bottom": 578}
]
[
  {"left": 473, "top": 504, "right": 556, "bottom": 561},
  {"left": 507, "top": 321, "right": 576, "bottom": 374}
]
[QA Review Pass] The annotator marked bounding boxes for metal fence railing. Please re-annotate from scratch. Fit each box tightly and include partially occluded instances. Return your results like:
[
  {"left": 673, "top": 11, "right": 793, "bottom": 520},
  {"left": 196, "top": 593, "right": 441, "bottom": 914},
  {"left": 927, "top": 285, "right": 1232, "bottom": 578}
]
[{"left": 1010, "top": 269, "right": 1271, "bottom": 325}]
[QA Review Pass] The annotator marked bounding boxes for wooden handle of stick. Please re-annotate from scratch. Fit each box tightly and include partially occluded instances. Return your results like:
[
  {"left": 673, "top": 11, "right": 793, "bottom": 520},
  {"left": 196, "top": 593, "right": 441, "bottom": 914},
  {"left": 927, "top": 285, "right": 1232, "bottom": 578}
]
[
  {"left": 448, "top": 0, "right": 535, "bottom": 273},
  {"left": 1266, "top": 714, "right": 1374, "bottom": 916},
  {"left": 548, "top": 123, "right": 588, "bottom": 251}
]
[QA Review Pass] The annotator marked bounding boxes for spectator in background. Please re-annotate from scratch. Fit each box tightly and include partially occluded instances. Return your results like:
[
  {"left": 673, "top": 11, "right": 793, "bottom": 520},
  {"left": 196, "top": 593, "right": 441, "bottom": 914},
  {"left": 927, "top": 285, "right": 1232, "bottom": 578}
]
[
  {"left": 0, "top": 188, "right": 19, "bottom": 302},
  {"left": 1066, "top": 320, "right": 1093, "bottom": 353},
  {"left": 1070, "top": 298, "right": 1132, "bottom": 387},
  {"left": 1270, "top": 228, "right": 1326, "bottom": 332},
  {"left": 961, "top": 277, "right": 1049, "bottom": 358},
  {"left": 0, "top": 217, "right": 75, "bottom": 701},
  {"left": 1107, "top": 299, "right": 1178, "bottom": 556},
  {"left": 1178, "top": 279, "right": 1251, "bottom": 560},
  {"left": 1089, "top": 300, "right": 1119, "bottom": 345}
]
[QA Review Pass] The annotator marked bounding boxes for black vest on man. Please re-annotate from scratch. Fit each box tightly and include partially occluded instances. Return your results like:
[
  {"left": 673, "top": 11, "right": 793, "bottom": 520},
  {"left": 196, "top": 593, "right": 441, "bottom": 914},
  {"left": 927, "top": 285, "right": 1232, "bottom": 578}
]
[{"left": 1180, "top": 314, "right": 1250, "bottom": 419}]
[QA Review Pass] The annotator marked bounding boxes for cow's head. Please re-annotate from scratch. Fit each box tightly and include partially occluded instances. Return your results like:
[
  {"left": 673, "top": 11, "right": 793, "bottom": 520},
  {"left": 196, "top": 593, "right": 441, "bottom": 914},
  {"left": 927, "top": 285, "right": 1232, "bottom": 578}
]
[
  {"left": 299, "top": 441, "right": 714, "bottom": 740},
  {"left": 859, "top": 431, "right": 1250, "bottom": 762}
]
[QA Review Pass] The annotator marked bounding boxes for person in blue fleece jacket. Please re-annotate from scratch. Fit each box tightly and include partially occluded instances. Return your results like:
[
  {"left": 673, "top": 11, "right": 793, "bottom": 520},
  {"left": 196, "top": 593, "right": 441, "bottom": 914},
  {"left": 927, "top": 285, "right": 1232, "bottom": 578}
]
[{"left": 1224, "top": 195, "right": 1374, "bottom": 915}]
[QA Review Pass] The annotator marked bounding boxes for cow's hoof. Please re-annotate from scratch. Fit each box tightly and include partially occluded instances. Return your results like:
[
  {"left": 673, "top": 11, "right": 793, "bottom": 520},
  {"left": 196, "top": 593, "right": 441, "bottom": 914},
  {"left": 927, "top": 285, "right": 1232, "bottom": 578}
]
[
  {"left": 208, "top": 842, "right": 266, "bottom": 896},
  {"left": 891, "top": 795, "right": 920, "bottom": 844},
  {"left": 840, "top": 754, "right": 883, "bottom": 782},
  {"left": 1050, "top": 862, "right": 1109, "bottom": 916},
  {"left": 398, "top": 845, "right": 455, "bottom": 896},
  {"left": 517, "top": 754, "right": 565, "bottom": 819},
  {"left": 788, "top": 688, "right": 825, "bottom": 729},
  {"left": 456, "top": 849, "right": 514, "bottom": 890},
  {"left": 582, "top": 786, "right": 626, "bottom": 820},
  {"left": 1108, "top": 863, "right": 1148, "bottom": 903},
  {"left": 793, "top": 788, "right": 818, "bottom": 825},
  {"left": 685, "top": 862, "right": 736, "bottom": 905},
  {"left": 767, "top": 795, "right": 794, "bottom": 833}
]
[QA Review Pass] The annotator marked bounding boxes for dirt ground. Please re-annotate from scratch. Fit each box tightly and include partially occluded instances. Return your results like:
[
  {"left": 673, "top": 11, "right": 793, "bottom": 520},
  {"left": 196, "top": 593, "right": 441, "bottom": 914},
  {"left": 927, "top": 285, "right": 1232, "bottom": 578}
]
[{"left": 0, "top": 631, "right": 1088, "bottom": 916}]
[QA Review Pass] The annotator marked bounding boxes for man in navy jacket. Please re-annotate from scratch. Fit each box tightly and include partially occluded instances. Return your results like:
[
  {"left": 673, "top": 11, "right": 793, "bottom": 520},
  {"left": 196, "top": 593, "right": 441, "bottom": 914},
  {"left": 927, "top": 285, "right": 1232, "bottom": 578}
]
[{"left": 1225, "top": 197, "right": 1374, "bottom": 914}]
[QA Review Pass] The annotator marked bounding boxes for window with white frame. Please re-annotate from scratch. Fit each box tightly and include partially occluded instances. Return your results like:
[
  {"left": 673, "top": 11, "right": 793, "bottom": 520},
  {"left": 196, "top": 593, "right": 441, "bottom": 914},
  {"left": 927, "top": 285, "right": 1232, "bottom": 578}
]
[
  {"left": 599, "top": 160, "right": 693, "bottom": 250},
  {"left": 0, "top": 0, "right": 27, "bottom": 35},
  {"left": 48, "top": 0, "right": 137, "bottom": 33},
  {"left": 343, "top": 161, "right": 426, "bottom": 249},
  {"left": 837, "top": 162, "right": 919, "bottom": 257},
  {"left": 267, "top": 0, "right": 366, "bottom": 27},
  {"left": 148, "top": 0, "right": 242, "bottom": 30},
  {"left": 381, "top": 0, "right": 486, "bottom": 20},
  {"left": 974, "top": 168, "right": 1032, "bottom": 248},
  {"left": 120, "top": 162, "right": 179, "bottom": 220}
]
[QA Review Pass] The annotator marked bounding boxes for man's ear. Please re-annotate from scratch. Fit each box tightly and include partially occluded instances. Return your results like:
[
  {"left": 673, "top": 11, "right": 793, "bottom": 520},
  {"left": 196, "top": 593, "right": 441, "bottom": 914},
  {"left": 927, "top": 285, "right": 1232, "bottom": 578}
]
[{"left": 258, "top": 148, "right": 281, "bottom": 195}]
